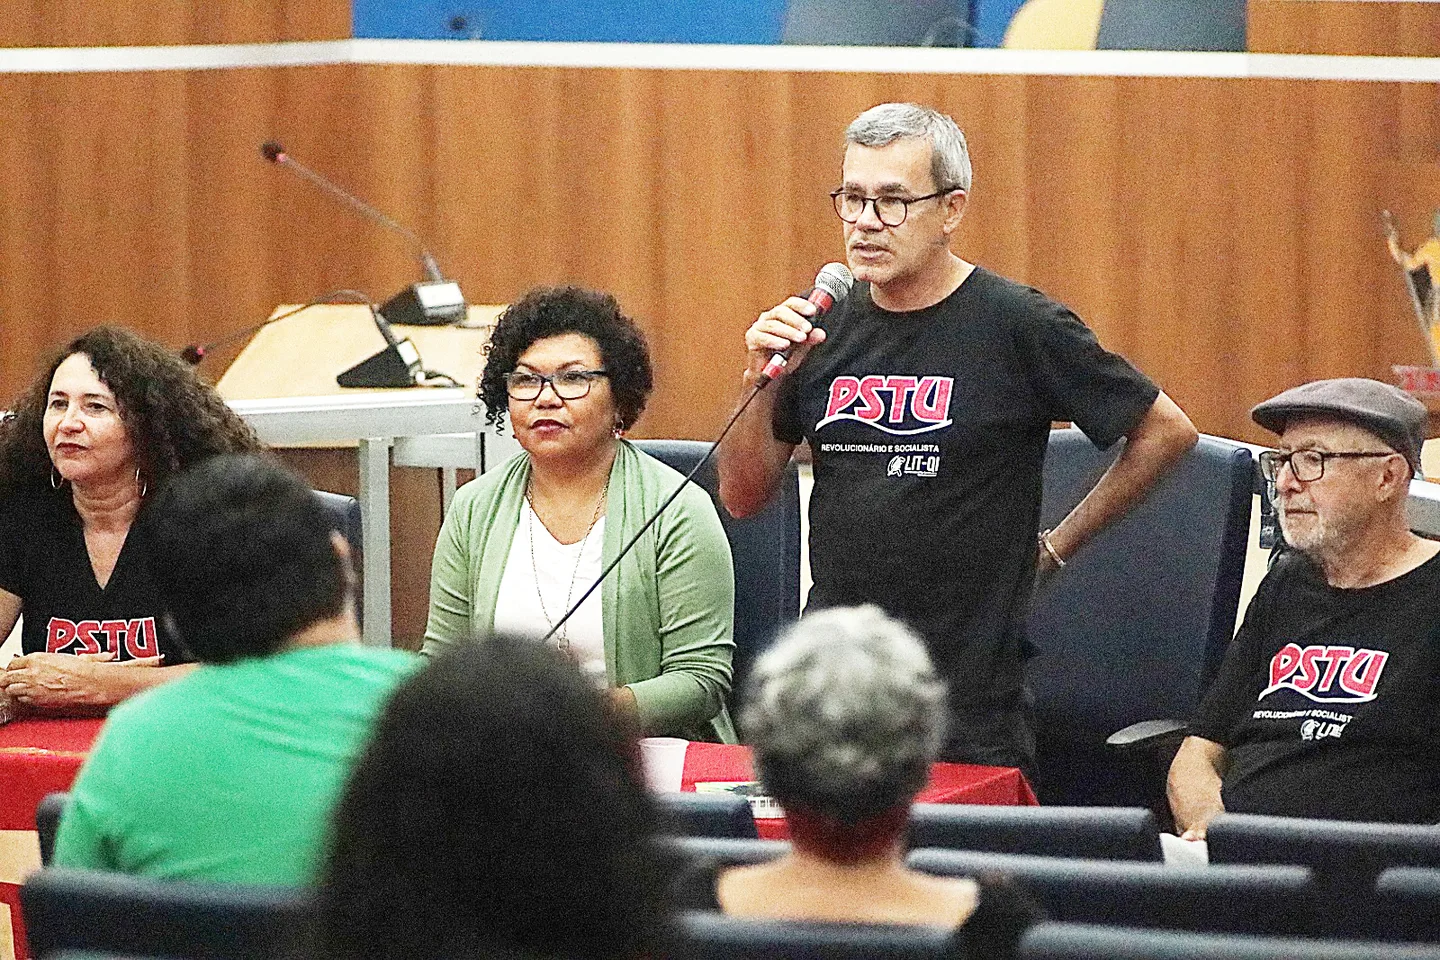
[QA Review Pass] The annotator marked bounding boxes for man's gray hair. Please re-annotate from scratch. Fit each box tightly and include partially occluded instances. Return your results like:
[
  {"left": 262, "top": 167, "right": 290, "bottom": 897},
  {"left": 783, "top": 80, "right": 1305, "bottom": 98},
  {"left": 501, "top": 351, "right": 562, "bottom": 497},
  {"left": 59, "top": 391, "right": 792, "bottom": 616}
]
[
  {"left": 846, "top": 103, "right": 972, "bottom": 193},
  {"left": 742, "top": 605, "right": 948, "bottom": 823}
]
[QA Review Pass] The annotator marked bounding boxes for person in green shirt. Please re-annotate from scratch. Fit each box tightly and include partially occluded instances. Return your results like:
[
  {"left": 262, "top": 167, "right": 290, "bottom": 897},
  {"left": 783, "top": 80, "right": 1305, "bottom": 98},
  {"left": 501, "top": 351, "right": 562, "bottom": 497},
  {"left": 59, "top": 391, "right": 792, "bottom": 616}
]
[
  {"left": 423, "top": 286, "right": 737, "bottom": 742},
  {"left": 52, "top": 454, "right": 418, "bottom": 884}
]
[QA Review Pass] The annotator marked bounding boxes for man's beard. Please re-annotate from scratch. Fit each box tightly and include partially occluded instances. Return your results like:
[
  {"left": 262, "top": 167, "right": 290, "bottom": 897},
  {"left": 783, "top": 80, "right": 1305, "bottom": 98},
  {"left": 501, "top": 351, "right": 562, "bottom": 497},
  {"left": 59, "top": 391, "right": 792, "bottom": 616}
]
[{"left": 1278, "top": 498, "right": 1366, "bottom": 557}]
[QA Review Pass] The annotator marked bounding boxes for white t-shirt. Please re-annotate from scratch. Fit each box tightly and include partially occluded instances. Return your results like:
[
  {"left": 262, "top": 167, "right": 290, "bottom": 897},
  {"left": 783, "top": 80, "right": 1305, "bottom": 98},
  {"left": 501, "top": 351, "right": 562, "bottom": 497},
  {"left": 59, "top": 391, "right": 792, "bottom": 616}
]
[{"left": 492, "top": 501, "right": 607, "bottom": 685}]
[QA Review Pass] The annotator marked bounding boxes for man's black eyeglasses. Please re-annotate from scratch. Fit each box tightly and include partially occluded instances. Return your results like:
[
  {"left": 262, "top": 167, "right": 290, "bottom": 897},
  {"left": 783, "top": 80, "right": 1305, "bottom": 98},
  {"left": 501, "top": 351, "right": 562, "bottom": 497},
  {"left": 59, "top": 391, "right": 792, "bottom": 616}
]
[
  {"left": 830, "top": 188, "right": 958, "bottom": 227},
  {"left": 1258, "top": 449, "right": 1396, "bottom": 483},
  {"left": 504, "top": 370, "right": 609, "bottom": 401}
]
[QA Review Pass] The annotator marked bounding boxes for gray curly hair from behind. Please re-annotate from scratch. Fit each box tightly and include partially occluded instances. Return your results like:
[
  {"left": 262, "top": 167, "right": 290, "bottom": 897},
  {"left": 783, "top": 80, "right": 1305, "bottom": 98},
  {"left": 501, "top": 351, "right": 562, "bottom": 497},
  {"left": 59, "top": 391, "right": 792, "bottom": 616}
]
[
  {"left": 845, "top": 102, "right": 972, "bottom": 193},
  {"left": 742, "top": 605, "right": 948, "bottom": 824}
]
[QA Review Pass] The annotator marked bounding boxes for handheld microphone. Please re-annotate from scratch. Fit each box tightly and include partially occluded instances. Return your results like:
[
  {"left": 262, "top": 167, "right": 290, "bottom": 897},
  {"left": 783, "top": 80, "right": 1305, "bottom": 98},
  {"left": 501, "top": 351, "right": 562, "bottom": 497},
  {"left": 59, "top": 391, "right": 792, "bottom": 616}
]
[
  {"left": 538, "top": 263, "right": 851, "bottom": 646},
  {"left": 260, "top": 141, "right": 466, "bottom": 326},
  {"left": 756, "top": 262, "right": 854, "bottom": 386}
]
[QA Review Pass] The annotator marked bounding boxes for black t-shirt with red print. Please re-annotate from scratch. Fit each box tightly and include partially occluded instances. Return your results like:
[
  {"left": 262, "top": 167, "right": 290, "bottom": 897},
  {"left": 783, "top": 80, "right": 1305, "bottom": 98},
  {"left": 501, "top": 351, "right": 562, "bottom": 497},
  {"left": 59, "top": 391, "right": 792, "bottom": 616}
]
[
  {"left": 1192, "top": 549, "right": 1440, "bottom": 823},
  {"left": 0, "top": 488, "right": 187, "bottom": 664},
  {"left": 773, "top": 267, "right": 1157, "bottom": 723}
]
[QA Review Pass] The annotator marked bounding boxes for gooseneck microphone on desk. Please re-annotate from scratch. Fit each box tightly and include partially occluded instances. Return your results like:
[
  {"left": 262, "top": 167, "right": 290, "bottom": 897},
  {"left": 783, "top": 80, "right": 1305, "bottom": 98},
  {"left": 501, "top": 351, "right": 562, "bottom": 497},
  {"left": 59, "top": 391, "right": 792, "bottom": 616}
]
[
  {"left": 180, "top": 290, "right": 449, "bottom": 389},
  {"left": 539, "top": 262, "right": 855, "bottom": 646},
  {"left": 259, "top": 140, "right": 467, "bottom": 328},
  {"left": 181, "top": 289, "right": 381, "bottom": 365}
]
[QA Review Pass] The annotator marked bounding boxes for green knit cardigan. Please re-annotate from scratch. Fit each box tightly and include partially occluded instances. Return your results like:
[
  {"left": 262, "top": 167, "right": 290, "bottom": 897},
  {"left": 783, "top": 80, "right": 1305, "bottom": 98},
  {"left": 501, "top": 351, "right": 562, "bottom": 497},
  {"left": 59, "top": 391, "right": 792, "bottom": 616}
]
[{"left": 422, "top": 441, "right": 737, "bottom": 742}]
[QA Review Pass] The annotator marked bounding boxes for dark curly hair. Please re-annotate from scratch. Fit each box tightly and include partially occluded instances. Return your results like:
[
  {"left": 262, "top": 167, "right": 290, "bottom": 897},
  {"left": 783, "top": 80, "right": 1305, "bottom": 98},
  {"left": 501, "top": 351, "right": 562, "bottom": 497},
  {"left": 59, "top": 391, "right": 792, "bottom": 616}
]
[
  {"left": 478, "top": 286, "right": 654, "bottom": 434},
  {"left": 311, "top": 635, "right": 671, "bottom": 960},
  {"left": 0, "top": 326, "right": 262, "bottom": 498}
]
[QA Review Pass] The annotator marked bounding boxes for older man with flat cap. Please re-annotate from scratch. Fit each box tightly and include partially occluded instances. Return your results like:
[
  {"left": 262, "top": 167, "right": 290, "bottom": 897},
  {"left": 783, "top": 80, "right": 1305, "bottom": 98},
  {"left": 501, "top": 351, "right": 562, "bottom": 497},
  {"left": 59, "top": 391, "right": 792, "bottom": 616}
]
[{"left": 1169, "top": 378, "right": 1440, "bottom": 839}]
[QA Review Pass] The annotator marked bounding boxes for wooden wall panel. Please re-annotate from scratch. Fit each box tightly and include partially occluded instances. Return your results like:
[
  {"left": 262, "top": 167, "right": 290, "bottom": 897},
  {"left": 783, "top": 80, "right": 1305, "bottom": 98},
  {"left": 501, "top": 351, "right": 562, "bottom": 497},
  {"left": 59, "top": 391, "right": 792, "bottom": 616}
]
[
  {"left": 5, "top": 63, "right": 1436, "bottom": 444},
  {"left": 1, "top": 61, "right": 1436, "bottom": 640},
  {"left": 1249, "top": 0, "right": 1440, "bottom": 57},
  {"left": 1, "top": 0, "right": 350, "bottom": 47}
]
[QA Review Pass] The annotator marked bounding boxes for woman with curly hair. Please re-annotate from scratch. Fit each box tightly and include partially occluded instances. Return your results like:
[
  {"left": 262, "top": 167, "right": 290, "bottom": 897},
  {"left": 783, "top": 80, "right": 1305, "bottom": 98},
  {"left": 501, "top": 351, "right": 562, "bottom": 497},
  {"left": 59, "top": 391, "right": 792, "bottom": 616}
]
[
  {"left": 311, "top": 635, "right": 672, "bottom": 960},
  {"left": 0, "top": 325, "right": 261, "bottom": 714},
  {"left": 423, "top": 285, "right": 736, "bottom": 741}
]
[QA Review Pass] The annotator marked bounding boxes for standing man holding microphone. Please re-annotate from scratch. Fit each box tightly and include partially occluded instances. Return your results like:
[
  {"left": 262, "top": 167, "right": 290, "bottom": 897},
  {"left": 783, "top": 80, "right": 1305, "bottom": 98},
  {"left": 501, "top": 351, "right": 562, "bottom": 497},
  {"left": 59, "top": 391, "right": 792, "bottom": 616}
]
[{"left": 718, "top": 103, "right": 1198, "bottom": 781}]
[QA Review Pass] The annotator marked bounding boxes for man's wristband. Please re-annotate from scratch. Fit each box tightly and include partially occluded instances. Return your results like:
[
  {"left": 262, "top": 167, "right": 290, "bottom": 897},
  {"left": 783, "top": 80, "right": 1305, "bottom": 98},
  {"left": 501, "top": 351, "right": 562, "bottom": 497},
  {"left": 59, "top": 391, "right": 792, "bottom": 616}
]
[{"left": 1039, "top": 529, "right": 1066, "bottom": 568}]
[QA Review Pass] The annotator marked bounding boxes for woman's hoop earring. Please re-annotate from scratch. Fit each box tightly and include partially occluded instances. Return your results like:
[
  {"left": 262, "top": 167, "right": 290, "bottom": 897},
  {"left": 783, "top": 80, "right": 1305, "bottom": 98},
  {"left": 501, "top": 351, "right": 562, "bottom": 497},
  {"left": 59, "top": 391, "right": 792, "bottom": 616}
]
[
  {"left": 135, "top": 468, "right": 148, "bottom": 499},
  {"left": 49, "top": 466, "right": 64, "bottom": 490}
]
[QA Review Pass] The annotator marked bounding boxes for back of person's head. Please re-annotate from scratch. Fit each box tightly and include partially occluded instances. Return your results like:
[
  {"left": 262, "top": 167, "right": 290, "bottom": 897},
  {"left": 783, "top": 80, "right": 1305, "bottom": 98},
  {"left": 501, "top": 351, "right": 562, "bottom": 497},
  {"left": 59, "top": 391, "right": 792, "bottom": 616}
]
[
  {"left": 744, "top": 605, "right": 947, "bottom": 826},
  {"left": 142, "top": 454, "right": 348, "bottom": 663},
  {"left": 313, "top": 635, "right": 668, "bottom": 960}
]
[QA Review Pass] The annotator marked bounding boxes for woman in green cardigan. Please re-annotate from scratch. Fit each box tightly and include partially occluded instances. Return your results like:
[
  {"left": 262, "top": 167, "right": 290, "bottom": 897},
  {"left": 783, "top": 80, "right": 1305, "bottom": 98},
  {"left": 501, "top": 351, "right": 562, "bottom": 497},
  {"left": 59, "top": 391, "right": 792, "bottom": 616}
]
[{"left": 423, "top": 286, "right": 737, "bottom": 742}]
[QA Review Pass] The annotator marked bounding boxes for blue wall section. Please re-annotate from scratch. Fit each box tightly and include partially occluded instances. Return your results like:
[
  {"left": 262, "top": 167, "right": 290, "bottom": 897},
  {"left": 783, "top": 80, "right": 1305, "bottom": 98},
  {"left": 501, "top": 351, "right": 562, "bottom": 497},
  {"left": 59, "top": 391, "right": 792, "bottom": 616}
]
[
  {"left": 354, "top": 0, "right": 1027, "bottom": 45},
  {"left": 353, "top": 0, "right": 792, "bottom": 43},
  {"left": 972, "top": 0, "right": 1027, "bottom": 47}
]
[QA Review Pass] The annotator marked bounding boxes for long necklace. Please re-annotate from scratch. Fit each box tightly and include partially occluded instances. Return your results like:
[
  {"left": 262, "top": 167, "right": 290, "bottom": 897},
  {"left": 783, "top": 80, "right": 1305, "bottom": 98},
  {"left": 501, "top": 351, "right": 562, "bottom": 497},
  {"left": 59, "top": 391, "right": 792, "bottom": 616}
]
[{"left": 527, "top": 474, "right": 609, "bottom": 649}]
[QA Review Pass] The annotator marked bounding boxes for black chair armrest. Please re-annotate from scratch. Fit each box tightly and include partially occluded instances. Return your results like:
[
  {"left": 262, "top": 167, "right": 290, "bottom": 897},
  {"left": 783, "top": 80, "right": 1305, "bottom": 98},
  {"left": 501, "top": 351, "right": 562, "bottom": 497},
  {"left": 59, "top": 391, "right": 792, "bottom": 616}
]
[
  {"left": 36, "top": 792, "right": 69, "bottom": 866},
  {"left": 1106, "top": 719, "right": 1189, "bottom": 752}
]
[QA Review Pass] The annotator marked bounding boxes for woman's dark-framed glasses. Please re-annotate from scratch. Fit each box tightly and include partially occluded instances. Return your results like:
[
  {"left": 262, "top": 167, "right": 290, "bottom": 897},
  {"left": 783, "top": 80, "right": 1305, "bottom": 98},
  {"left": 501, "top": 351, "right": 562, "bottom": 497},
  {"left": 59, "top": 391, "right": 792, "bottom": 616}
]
[
  {"left": 830, "top": 188, "right": 956, "bottom": 227},
  {"left": 504, "top": 370, "right": 609, "bottom": 401},
  {"left": 1258, "top": 449, "right": 1395, "bottom": 483}
]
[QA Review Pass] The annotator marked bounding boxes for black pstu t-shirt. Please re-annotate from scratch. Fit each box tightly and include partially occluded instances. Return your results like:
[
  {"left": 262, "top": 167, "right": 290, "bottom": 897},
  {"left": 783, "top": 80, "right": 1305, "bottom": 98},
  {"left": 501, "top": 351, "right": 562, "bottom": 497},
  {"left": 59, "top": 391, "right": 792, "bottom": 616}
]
[
  {"left": 0, "top": 488, "right": 186, "bottom": 663},
  {"left": 1192, "top": 550, "right": 1440, "bottom": 823},
  {"left": 774, "top": 267, "right": 1157, "bottom": 709}
]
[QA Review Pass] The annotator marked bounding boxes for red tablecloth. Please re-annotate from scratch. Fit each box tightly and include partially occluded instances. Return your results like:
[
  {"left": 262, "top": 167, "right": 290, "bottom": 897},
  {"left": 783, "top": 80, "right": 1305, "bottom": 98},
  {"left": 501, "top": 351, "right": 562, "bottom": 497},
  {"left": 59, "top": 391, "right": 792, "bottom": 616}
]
[
  {"left": 0, "top": 718, "right": 104, "bottom": 831},
  {"left": 680, "top": 742, "right": 1038, "bottom": 840},
  {"left": 0, "top": 717, "right": 105, "bottom": 960}
]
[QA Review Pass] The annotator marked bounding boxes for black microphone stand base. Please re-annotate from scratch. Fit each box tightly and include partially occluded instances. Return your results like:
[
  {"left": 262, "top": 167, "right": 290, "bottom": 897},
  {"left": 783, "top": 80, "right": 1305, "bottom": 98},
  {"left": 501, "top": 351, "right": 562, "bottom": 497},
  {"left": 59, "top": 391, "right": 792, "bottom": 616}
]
[{"left": 337, "top": 339, "right": 423, "bottom": 388}]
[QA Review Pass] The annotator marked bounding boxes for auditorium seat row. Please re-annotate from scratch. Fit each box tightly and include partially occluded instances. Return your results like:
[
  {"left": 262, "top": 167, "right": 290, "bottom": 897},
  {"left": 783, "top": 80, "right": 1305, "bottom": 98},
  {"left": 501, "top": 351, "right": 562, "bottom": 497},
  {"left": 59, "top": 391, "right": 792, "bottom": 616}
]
[
  {"left": 661, "top": 833, "right": 1440, "bottom": 943},
  {"left": 23, "top": 866, "right": 1440, "bottom": 960},
  {"left": 654, "top": 793, "right": 1166, "bottom": 859},
  {"left": 48, "top": 787, "right": 1440, "bottom": 878}
]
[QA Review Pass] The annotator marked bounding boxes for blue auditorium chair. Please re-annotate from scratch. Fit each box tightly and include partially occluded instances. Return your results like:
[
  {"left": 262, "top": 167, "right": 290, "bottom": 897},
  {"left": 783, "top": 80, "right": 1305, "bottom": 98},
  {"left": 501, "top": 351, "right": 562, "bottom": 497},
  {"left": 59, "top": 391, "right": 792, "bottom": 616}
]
[
  {"left": 1028, "top": 429, "right": 1254, "bottom": 805},
  {"left": 1377, "top": 867, "right": 1440, "bottom": 942},
  {"left": 1019, "top": 921, "right": 1440, "bottom": 960},
  {"left": 659, "top": 834, "right": 791, "bottom": 869},
  {"left": 634, "top": 440, "right": 801, "bottom": 708},
  {"left": 655, "top": 791, "right": 760, "bottom": 839},
  {"left": 21, "top": 869, "right": 307, "bottom": 960},
  {"left": 907, "top": 803, "right": 1161, "bottom": 860},
  {"left": 660, "top": 836, "right": 792, "bottom": 911},
  {"left": 313, "top": 489, "right": 362, "bottom": 622},
  {"left": 676, "top": 910, "right": 953, "bottom": 960},
  {"left": 1207, "top": 813, "right": 1440, "bottom": 881},
  {"left": 908, "top": 848, "right": 1331, "bottom": 937}
]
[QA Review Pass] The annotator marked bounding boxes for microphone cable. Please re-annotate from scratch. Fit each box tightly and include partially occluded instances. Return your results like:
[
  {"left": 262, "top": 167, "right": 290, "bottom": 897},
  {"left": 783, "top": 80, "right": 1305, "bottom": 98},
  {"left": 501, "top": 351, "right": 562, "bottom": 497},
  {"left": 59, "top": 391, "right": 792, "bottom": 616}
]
[{"left": 539, "top": 373, "right": 772, "bottom": 645}]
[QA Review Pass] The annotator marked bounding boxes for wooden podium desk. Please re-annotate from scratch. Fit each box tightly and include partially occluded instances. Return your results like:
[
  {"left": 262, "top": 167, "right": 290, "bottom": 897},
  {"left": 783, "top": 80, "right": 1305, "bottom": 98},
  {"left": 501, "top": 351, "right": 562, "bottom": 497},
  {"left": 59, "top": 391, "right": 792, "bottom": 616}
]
[{"left": 218, "top": 305, "right": 521, "bottom": 648}]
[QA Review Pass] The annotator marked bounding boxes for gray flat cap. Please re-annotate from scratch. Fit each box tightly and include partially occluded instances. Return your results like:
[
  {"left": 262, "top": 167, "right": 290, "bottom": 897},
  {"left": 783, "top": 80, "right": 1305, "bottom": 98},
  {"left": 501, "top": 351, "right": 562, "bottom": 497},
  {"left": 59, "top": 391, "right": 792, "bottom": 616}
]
[{"left": 1251, "top": 377, "right": 1428, "bottom": 472}]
